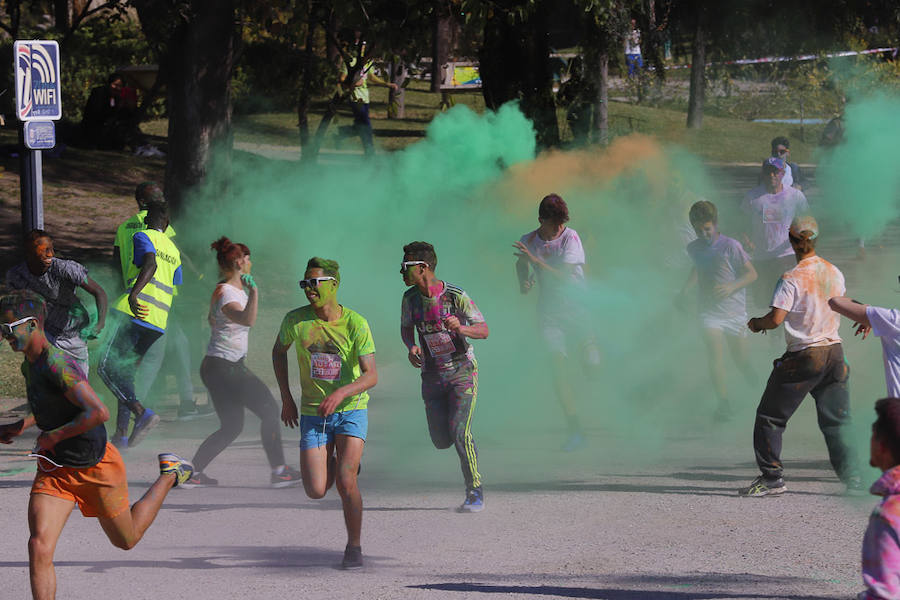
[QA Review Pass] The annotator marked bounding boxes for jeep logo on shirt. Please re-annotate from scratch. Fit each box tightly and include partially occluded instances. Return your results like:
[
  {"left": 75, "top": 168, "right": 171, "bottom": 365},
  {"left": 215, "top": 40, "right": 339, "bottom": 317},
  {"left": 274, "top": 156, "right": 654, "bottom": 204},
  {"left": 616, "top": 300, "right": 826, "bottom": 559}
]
[{"left": 417, "top": 320, "right": 446, "bottom": 334}]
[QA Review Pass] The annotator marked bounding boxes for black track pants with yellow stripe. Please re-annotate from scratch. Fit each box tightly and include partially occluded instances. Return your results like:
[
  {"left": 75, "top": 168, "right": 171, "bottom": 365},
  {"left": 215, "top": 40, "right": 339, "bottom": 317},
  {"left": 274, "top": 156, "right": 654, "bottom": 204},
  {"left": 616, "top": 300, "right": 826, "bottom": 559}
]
[{"left": 421, "top": 360, "right": 481, "bottom": 490}]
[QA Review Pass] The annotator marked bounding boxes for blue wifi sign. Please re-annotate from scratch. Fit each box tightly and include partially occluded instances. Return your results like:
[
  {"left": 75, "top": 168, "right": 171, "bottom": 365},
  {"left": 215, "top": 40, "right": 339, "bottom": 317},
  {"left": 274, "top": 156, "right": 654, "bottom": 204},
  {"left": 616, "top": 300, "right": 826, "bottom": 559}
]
[{"left": 15, "top": 40, "right": 62, "bottom": 121}]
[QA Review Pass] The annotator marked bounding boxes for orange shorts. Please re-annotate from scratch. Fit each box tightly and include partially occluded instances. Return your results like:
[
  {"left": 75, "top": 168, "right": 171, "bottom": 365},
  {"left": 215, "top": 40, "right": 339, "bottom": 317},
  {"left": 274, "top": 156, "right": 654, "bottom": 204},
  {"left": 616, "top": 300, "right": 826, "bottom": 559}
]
[{"left": 31, "top": 443, "right": 130, "bottom": 519}]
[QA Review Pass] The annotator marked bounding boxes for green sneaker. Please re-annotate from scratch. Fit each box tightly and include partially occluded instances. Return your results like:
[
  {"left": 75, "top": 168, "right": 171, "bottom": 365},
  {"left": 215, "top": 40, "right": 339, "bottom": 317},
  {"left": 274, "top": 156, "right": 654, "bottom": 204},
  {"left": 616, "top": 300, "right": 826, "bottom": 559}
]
[
  {"left": 738, "top": 475, "right": 786, "bottom": 497},
  {"left": 158, "top": 453, "right": 194, "bottom": 487}
]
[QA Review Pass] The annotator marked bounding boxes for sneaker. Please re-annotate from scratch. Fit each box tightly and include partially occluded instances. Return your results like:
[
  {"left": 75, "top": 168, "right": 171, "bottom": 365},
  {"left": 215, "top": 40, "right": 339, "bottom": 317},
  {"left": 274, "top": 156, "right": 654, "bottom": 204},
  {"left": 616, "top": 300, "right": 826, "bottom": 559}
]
[
  {"left": 738, "top": 475, "right": 786, "bottom": 497},
  {"left": 561, "top": 432, "right": 587, "bottom": 452},
  {"left": 458, "top": 487, "right": 485, "bottom": 513},
  {"left": 341, "top": 544, "right": 363, "bottom": 569},
  {"left": 111, "top": 435, "right": 129, "bottom": 450},
  {"left": 844, "top": 476, "right": 867, "bottom": 497},
  {"left": 128, "top": 409, "right": 161, "bottom": 448},
  {"left": 176, "top": 405, "right": 201, "bottom": 421},
  {"left": 712, "top": 404, "right": 734, "bottom": 423},
  {"left": 271, "top": 466, "right": 302, "bottom": 488},
  {"left": 180, "top": 472, "right": 219, "bottom": 488},
  {"left": 158, "top": 453, "right": 194, "bottom": 487}
]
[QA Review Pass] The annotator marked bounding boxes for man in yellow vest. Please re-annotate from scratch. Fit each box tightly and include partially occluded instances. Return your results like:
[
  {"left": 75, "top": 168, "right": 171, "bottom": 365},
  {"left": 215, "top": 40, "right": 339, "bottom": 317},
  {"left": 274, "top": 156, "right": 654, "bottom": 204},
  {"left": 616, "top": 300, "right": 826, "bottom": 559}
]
[
  {"left": 113, "top": 182, "right": 200, "bottom": 420},
  {"left": 99, "top": 201, "right": 182, "bottom": 448}
]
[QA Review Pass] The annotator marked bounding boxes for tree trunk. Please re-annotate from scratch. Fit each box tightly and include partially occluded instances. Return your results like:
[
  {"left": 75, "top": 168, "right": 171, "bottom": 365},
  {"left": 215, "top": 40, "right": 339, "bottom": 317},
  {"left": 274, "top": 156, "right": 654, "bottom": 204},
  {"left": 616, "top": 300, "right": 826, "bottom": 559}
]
[
  {"left": 686, "top": 10, "right": 706, "bottom": 129},
  {"left": 54, "top": 0, "right": 71, "bottom": 31},
  {"left": 297, "top": 1, "right": 317, "bottom": 154},
  {"left": 164, "top": 0, "right": 235, "bottom": 214},
  {"left": 596, "top": 52, "right": 609, "bottom": 145},
  {"left": 431, "top": 4, "right": 452, "bottom": 93},
  {"left": 523, "top": 0, "right": 560, "bottom": 148}
]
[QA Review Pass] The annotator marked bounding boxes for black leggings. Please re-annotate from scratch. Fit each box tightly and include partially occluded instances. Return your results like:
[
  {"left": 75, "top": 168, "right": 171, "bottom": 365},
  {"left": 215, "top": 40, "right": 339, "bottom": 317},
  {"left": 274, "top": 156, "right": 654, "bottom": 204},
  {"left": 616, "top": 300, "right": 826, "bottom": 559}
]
[{"left": 193, "top": 355, "right": 285, "bottom": 472}]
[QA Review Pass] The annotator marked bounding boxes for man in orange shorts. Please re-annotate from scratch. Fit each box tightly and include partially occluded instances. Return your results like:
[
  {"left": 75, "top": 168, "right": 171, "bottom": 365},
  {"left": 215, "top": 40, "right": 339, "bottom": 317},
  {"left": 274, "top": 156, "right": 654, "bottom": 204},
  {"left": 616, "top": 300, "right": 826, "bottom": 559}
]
[{"left": 0, "top": 289, "right": 193, "bottom": 600}]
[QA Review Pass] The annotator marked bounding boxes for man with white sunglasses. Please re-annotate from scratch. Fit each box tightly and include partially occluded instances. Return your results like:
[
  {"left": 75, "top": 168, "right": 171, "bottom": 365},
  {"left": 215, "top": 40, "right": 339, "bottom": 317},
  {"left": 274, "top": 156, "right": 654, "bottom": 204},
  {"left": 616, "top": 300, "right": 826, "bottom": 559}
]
[
  {"left": 0, "top": 289, "right": 192, "bottom": 600},
  {"left": 272, "top": 257, "right": 377, "bottom": 570},
  {"left": 400, "top": 241, "right": 489, "bottom": 513}
]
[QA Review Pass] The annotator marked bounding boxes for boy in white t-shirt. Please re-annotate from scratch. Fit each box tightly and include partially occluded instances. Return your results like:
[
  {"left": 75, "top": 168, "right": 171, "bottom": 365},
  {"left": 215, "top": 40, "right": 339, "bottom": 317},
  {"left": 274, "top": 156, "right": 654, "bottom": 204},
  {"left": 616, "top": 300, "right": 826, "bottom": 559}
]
[
  {"left": 829, "top": 296, "right": 900, "bottom": 398},
  {"left": 678, "top": 200, "right": 758, "bottom": 421},
  {"left": 514, "top": 194, "right": 600, "bottom": 452},
  {"left": 741, "top": 215, "right": 860, "bottom": 497}
]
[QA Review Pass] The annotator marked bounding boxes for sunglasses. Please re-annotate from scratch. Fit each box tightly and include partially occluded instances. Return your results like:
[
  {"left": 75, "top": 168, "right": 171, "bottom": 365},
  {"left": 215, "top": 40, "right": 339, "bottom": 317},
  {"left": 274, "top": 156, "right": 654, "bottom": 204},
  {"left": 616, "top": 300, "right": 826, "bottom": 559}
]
[
  {"left": 400, "top": 261, "right": 428, "bottom": 274},
  {"left": 299, "top": 276, "right": 336, "bottom": 290},
  {"left": 0, "top": 316, "right": 36, "bottom": 337}
]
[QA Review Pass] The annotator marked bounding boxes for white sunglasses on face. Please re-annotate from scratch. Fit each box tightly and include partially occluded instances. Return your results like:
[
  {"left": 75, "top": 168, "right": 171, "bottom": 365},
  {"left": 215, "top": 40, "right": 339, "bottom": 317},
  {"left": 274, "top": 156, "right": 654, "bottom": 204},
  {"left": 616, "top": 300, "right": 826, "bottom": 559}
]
[{"left": 0, "top": 316, "right": 36, "bottom": 337}]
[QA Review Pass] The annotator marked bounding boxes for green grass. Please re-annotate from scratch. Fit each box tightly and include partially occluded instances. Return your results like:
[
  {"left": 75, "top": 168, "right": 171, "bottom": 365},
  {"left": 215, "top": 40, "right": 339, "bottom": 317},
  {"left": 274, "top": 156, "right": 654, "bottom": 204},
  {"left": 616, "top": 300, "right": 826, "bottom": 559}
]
[
  {"left": 0, "top": 344, "right": 25, "bottom": 400},
  {"left": 143, "top": 78, "right": 826, "bottom": 163}
]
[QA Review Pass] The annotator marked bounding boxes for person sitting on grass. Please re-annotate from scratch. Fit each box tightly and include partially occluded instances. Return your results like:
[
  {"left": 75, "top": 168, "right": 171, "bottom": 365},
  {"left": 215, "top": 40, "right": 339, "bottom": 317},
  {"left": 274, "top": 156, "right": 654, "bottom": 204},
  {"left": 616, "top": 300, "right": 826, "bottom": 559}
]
[{"left": 0, "top": 289, "right": 192, "bottom": 600}]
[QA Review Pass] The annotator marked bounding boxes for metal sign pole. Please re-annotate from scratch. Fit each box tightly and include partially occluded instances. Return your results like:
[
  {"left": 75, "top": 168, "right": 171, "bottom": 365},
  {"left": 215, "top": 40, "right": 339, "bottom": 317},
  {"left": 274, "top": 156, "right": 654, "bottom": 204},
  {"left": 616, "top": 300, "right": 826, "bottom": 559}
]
[{"left": 18, "top": 120, "right": 44, "bottom": 232}]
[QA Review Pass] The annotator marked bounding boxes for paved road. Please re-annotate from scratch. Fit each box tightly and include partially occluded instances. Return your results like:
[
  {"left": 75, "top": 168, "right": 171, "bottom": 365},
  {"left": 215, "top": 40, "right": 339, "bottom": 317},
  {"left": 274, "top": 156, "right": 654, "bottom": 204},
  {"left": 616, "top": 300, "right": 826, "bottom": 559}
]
[{"left": 1, "top": 160, "right": 896, "bottom": 599}]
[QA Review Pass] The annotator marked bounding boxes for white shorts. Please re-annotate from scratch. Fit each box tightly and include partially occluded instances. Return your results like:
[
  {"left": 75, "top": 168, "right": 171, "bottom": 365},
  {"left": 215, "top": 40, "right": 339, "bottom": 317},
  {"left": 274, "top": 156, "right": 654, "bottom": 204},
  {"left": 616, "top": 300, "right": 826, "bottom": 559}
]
[
  {"left": 540, "top": 322, "right": 602, "bottom": 365},
  {"left": 700, "top": 314, "right": 748, "bottom": 338}
]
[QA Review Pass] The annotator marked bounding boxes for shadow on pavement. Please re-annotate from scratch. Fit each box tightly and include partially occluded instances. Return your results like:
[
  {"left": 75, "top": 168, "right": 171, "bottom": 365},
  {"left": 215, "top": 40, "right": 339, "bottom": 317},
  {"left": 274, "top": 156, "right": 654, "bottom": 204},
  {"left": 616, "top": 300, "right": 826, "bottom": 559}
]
[{"left": 409, "top": 582, "right": 839, "bottom": 599}]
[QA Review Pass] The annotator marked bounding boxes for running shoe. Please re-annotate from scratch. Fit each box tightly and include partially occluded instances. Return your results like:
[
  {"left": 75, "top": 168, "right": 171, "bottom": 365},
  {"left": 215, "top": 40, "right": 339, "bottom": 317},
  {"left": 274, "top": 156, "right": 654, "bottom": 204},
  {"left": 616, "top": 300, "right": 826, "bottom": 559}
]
[
  {"left": 738, "top": 475, "right": 786, "bottom": 497},
  {"left": 158, "top": 453, "right": 194, "bottom": 487},
  {"left": 128, "top": 409, "right": 160, "bottom": 448},
  {"left": 561, "top": 432, "right": 587, "bottom": 452},
  {"left": 176, "top": 405, "right": 200, "bottom": 421},
  {"left": 271, "top": 466, "right": 302, "bottom": 488},
  {"left": 458, "top": 487, "right": 485, "bottom": 513},
  {"left": 844, "top": 476, "right": 867, "bottom": 497},
  {"left": 181, "top": 472, "right": 219, "bottom": 488},
  {"left": 341, "top": 544, "right": 364, "bottom": 569}
]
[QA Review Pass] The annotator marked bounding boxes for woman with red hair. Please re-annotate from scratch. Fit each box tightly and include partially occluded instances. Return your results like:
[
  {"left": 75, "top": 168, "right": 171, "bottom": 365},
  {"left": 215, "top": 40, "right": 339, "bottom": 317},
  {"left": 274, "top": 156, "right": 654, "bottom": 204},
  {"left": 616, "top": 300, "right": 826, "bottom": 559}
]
[{"left": 182, "top": 237, "right": 300, "bottom": 488}]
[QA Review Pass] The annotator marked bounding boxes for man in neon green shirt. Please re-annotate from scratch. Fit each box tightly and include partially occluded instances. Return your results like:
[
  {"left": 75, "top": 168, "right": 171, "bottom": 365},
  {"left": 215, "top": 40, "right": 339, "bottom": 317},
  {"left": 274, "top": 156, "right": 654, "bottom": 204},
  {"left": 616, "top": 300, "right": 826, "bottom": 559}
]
[{"left": 273, "top": 257, "right": 377, "bottom": 570}]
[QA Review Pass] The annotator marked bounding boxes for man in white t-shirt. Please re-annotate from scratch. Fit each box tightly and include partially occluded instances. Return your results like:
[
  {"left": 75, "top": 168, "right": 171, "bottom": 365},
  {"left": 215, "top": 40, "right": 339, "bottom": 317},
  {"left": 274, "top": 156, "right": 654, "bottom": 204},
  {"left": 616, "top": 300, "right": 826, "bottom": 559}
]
[
  {"left": 741, "top": 157, "right": 810, "bottom": 311},
  {"left": 740, "top": 215, "right": 859, "bottom": 497},
  {"left": 828, "top": 296, "right": 900, "bottom": 398},
  {"left": 514, "top": 194, "right": 600, "bottom": 452}
]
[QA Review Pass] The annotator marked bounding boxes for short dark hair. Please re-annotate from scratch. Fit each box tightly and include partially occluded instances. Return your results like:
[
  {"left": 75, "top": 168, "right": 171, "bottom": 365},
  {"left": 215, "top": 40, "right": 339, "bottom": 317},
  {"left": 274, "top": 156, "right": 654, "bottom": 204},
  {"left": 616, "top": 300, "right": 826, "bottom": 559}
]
[
  {"left": 538, "top": 194, "right": 569, "bottom": 223},
  {"left": 771, "top": 136, "right": 790, "bottom": 152},
  {"left": 0, "top": 289, "right": 47, "bottom": 325},
  {"left": 875, "top": 398, "right": 900, "bottom": 465},
  {"left": 135, "top": 182, "right": 165, "bottom": 209},
  {"left": 402, "top": 241, "right": 437, "bottom": 270},
  {"left": 24, "top": 229, "right": 51, "bottom": 246},
  {"left": 688, "top": 200, "right": 717, "bottom": 226},
  {"left": 306, "top": 257, "right": 340, "bottom": 284}
]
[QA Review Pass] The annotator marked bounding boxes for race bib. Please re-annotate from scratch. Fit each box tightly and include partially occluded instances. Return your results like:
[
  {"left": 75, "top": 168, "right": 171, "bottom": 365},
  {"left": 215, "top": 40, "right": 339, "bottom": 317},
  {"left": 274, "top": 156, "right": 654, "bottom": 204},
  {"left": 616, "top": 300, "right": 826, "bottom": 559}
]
[
  {"left": 424, "top": 331, "right": 455, "bottom": 360},
  {"left": 311, "top": 352, "right": 341, "bottom": 381}
]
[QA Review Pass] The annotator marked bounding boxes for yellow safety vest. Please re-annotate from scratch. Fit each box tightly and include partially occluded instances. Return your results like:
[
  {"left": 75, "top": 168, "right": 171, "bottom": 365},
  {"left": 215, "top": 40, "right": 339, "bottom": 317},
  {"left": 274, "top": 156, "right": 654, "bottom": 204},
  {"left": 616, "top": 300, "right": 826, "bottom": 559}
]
[{"left": 113, "top": 228, "right": 181, "bottom": 331}]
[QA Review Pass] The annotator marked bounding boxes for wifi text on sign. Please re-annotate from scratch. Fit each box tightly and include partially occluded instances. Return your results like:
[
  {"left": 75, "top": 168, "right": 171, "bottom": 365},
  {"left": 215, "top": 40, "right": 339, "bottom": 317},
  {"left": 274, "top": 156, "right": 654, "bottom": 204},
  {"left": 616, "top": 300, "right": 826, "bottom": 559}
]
[{"left": 14, "top": 40, "right": 62, "bottom": 121}]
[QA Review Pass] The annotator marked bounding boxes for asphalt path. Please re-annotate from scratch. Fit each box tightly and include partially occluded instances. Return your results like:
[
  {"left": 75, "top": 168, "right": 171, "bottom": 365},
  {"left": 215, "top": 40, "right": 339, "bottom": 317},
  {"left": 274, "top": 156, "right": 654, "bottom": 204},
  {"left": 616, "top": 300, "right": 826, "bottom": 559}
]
[{"left": 0, "top": 162, "right": 895, "bottom": 599}]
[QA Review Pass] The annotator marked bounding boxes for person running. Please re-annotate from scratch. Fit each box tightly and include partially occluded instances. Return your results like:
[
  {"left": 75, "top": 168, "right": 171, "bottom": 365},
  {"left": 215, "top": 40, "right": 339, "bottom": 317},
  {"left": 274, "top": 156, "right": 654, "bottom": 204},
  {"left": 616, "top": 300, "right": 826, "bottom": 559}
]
[
  {"left": 400, "top": 242, "right": 489, "bottom": 512},
  {"left": 678, "top": 200, "right": 758, "bottom": 422},
  {"left": 98, "top": 201, "right": 181, "bottom": 449},
  {"left": 114, "top": 182, "right": 198, "bottom": 420},
  {"left": 6, "top": 229, "right": 107, "bottom": 375},
  {"left": 859, "top": 397, "right": 900, "bottom": 600},
  {"left": 514, "top": 193, "right": 600, "bottom": 451},
  {"left": 181, "top": 237, "right": 301, "bottom": 488},
  {"left": 740, "top": 157, "right": 810, "bottom": 312},
  {"left": 0, "top": 289, "right": 192, "bottom": 600},
  {"left": 272, "top": 257, "right": 377, "bottom": 569},
  {"left": 740, "top": 215, "right": 860, "bottom": 497},
  {"left": 828, "top": 296, "right": 900, "bottom": 399}
]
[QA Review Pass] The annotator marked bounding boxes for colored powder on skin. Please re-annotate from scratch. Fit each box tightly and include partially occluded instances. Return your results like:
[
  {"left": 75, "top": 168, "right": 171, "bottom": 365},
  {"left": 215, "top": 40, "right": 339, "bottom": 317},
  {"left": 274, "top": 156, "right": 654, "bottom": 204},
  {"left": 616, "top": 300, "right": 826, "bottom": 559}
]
[{"left": 78, "top": 95, "right": 898, "bottom": 490}]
